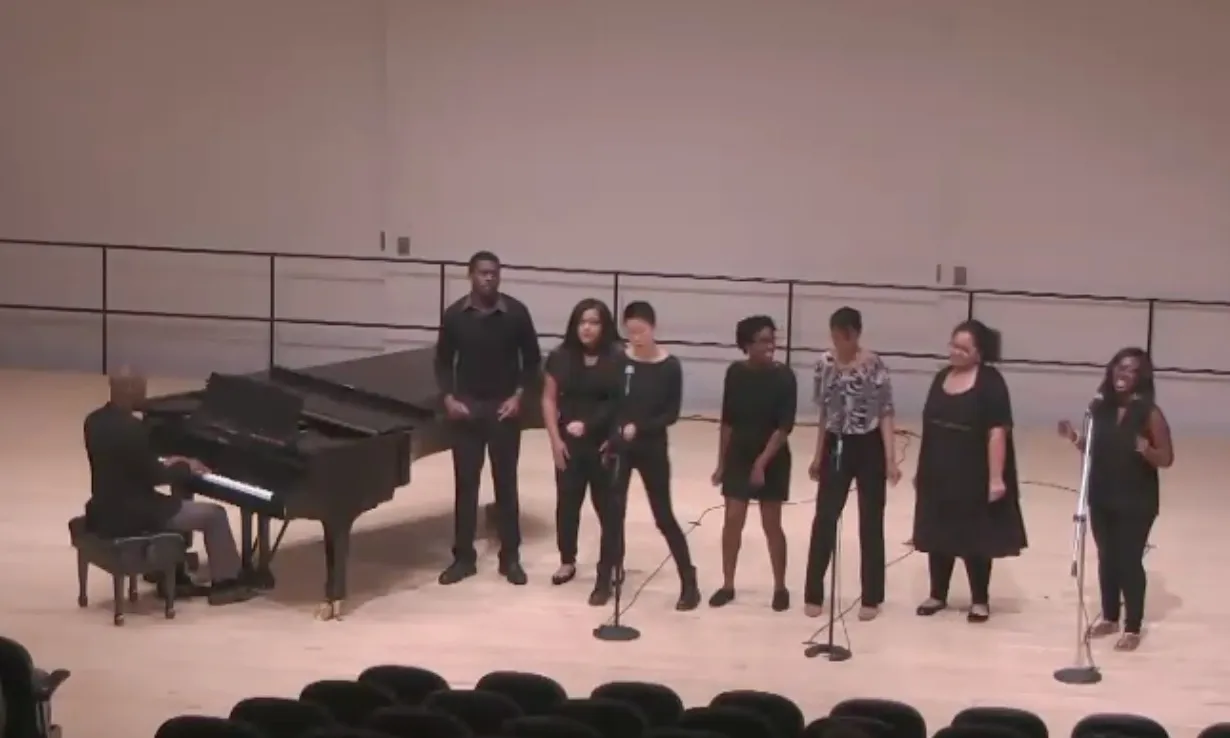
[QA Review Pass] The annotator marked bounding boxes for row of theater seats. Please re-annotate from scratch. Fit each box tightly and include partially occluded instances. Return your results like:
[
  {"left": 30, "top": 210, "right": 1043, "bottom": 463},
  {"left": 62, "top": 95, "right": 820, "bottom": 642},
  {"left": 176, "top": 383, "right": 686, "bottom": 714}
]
[
  {"left": 0, "top": 635, "right": 71, "bottom": 738},
  {"left": 151, "top": 665, "right": 1225, "bottom": 738}
]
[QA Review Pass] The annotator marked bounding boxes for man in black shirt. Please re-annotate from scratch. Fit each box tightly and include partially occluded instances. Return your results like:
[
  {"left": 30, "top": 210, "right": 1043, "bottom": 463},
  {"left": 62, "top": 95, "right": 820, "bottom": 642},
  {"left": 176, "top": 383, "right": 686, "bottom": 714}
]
[
  {"left": 83, "top": 368, "right": 254, "bottom": 606},
  {"left": 434, "top": 251, "right": 542, "bottom": 585}
]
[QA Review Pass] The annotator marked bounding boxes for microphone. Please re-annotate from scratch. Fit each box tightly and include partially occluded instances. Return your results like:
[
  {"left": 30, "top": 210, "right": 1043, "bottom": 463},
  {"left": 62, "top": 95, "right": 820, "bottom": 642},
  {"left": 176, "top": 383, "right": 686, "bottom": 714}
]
[
  {"left": 834, "top": 392, "right": 852, "bottom": 472},
  {"left": 623, "top": 363, "right": 635, "bottom": 393}
]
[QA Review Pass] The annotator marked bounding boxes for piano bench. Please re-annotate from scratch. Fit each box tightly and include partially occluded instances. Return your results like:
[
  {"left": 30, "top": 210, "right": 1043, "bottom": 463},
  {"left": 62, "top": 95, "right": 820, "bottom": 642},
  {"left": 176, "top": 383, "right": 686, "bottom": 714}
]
[{"left": 68, "top": 516, "right": 187, "bottom": 626}]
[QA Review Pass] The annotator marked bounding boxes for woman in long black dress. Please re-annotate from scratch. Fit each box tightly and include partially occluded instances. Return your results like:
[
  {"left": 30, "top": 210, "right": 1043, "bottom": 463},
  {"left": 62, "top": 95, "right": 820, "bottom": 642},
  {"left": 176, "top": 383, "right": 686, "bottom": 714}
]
[
  {"left": 1058, "top": 347, "right": 1173, "bottom": 651},
  {"left": 541, "top": 298, "right": 623, "bottom": 606},
  {"left": 710, "top": 315, "right": 798, "bottom": 611},
  {"left": 912, "top": 319, "right": 1026, "bottom": 622}
]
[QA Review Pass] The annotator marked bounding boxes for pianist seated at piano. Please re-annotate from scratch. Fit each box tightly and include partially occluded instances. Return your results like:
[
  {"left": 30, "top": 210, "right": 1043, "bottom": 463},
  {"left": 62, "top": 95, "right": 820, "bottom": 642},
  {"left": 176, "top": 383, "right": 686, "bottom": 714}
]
[{"left": 82, "top": 369, "right": 255, "bottom": 606}]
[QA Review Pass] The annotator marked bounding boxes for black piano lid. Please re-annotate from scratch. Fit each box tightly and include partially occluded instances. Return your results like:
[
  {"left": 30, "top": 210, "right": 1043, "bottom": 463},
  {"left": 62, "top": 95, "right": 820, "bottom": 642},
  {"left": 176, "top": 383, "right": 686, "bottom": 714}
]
[{"left": 266, "top": 348, "right": 440, "bottom": 431}]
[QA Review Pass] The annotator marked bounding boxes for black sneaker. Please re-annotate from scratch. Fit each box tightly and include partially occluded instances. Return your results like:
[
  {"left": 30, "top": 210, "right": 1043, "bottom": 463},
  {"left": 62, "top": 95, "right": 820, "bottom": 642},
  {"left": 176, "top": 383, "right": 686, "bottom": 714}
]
[{"left": 438, "top": 560, "right": 477, "bottom": 585}]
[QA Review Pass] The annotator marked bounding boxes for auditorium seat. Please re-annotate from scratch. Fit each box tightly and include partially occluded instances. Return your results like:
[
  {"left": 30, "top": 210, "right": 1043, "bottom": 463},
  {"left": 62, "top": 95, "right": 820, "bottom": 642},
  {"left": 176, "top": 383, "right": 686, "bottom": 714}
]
[
  {"left": 0, "top": 636, "right": 70, "bottom": 738},
  {"left": 476, "top": 670, "right": 568, "bottom": 715},
  {"left": 552, "top": 698, "right": 649, "bottom": 738},
  {"left": 230, "top": 696, "right": 336, "bottom": 738},
  {"left": 711, "top": 690, "right": 805, "bottom": 738},
  {"left": 68, "top": 515, "right": 187, "bottom": 625},
  {"left": 802, "top": 716, "right": 893, "bottom": 738},
  {"left": 423, "top": 688, "right": 524, "bottom": 735},
  {"left": 299, "top": 680, "right": 397, "bottom": 727},
  {"left": 676, "top": 706, "right": 780, "bottom": 738},
  {"left": 363, "top": 705, "right": 472, "bottom": 738},
  {"left": 155, "top": 715, "right": 266, "bottom": 738},
  {"left": 357, "top": 665, "right": 450, "bottom": 705},
  {"left": 300, "top": 728, "right": 392, "bottom": 738},
  {"left": 830, "top": 699, "right": 926, "bottom": 738},
  {"left": 1198, "top": 725, "right": 1230, "bottom": 738},
  {"left": 951, "top": 707, "right": 1048, "bottom": 738},
  {"left": 933, "top": 725, "right": 1028, "bottom": 738},
  {"left": 591, "top": 681, "right": 685, "bottom": 728},
  {"left": 644, "top": 729, "right": 729, "bottom": 738},
  {"left": 1072, "top": 714, "right": 1168, "bottom": 738},
  {"left": 503, "top": 715, "right": 605, "bottom": 738}
]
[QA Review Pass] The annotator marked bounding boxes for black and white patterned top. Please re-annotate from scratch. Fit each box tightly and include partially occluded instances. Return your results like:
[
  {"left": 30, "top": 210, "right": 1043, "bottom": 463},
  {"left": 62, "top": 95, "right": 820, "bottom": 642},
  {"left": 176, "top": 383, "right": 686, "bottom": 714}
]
[{"left": 813, "top": 350, "right": 895, "bottom": 435}]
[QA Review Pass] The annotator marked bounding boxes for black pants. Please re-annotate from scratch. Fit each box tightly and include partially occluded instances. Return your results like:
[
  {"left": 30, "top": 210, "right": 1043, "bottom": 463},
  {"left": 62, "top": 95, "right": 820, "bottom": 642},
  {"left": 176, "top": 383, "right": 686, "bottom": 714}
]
[
  {"left": 1090, "top": 506, "right": 1155, "bottom": 633},
  {"left": 450, "top": 416, "right": 522, "bottom": 565},
  {"left": 612, "top": 436, "right": 693, "bottom": 573},
  {"left": 556, "top": 438, "right": 619, "bottom": 573},
  {"left": 928, "top": 553, "right": 992, "bottom": 605},
  {"left": 804, "top": 430, "right": 887, "bottom": 606}
]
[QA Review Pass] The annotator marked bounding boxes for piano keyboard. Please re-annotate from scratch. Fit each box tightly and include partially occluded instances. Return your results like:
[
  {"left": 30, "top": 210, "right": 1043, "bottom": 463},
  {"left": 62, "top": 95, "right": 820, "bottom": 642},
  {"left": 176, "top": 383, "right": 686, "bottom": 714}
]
[
  {"left": 159, "top": 458, "right": 275, "bottom": 502},
  {"left": 202, "top": 473, "right": 275, "bottom": 502}
]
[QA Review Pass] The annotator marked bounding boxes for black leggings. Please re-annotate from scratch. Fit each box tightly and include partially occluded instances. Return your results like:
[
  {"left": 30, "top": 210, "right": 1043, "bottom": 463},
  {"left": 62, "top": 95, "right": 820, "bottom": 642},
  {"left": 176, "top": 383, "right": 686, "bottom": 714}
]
[
  {"left": 804, "top": 429, "right": 887, "bottom": 606},
  {"left": 928, "top": 553, "right": 992, "bottom": 606},
  {"left": 555, "top": 439, "right": 619, "bottom": 574},
  {"left": 1090, "top": 507, "right": 1155, "bottom": 633},
  {"left": 611, "top": 436, "right": 693, "bottom": 573}
]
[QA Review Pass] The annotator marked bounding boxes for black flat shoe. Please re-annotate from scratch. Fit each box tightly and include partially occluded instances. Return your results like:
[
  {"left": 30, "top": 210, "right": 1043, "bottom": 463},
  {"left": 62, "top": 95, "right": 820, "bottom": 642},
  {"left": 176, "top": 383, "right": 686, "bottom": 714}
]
[
  {"left": 551, "top": 565, "right": 577, "bottom": 586},
  {"left": 967, "top": 604, "right": 990, "bottom": 623},
  {"left": 499, "top": 561, "right": 528, "bottom": 586},
  {"left": 708, "top": 587, "right": 735, "bottom": 608},
  {"left": 588, "top": 581, "right": 612, "bottom": 607},
  {"left": 438, "top": 560, "right": 477, "bottom": 586},
  {"left": 916, "top": 598, "right": 947, "bottom": 616}
]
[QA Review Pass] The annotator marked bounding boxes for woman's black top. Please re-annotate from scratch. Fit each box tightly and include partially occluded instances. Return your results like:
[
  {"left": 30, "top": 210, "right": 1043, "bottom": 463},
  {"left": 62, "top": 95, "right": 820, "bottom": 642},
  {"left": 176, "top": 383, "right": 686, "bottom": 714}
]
[
  {"left": 1087, "top": 398, "right": 1161, "bottom": 517},
  {"left": 544, "top": 348, "right": 622, "bottom": 442},
  {"left": 720, "top": 360, "right": 798, "bottom": 469},
  {"left": 615, "top": 354, "right": 683, "bottom": 442}
]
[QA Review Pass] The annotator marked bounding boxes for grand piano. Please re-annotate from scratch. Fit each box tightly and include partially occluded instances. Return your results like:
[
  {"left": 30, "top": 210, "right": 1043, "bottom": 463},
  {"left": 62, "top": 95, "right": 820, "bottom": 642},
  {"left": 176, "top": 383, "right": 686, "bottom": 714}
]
[{"left": 140, "top": 347, "right": 542, "bottom": 621}]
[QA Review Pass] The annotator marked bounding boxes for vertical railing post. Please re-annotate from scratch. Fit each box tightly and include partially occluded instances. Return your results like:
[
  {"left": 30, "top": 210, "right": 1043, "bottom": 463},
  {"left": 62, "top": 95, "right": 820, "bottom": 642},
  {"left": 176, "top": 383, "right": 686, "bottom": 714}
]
[
  {"left": 966, "top": 291, "right": 975, "bottom": 321},
  {"left": 1145, "top": 299, "right": 1156, "bottom": 356},
  {"left": 612, "top": 272, "right": 622, "bottom": 316},
  {"left": 784, "top": 281, "right": 795, "bottom": 367},
  {"left": 100, "top": 246, "right": 109, "bottom": 374},
  {"left": 438, "top": 263, "right": 446, "bottom": 319},
  {"left": 267, "top": 255, "right": 277, "bottom": 369}
]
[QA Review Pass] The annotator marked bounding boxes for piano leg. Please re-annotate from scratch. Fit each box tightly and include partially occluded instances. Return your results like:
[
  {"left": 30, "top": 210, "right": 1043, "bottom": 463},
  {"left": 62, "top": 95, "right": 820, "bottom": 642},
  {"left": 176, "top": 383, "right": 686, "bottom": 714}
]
[
  {"left": 239, "top": 513, "right": 255, "bottom": 572},
  {"left": 317, "top": 517, "right": 353, "bottom": 621},
  {"left": 251, "top": 515, "right": 276, "bottom": 590}
]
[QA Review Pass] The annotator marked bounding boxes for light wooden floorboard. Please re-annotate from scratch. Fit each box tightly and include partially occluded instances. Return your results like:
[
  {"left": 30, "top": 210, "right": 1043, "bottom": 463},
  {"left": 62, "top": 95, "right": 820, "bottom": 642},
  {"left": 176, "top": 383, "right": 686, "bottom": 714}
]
[{"left": 1, "top": 370, "right": 1225, "bottom": 738}]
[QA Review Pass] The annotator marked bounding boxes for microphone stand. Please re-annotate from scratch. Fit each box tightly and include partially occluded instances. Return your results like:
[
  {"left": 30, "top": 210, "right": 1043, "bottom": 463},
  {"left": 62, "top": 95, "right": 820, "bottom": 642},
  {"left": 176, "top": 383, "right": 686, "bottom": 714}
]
[
  {"left": 1054, "top": 408, "right": 1101, "bottom": 685},
  {"left": 595, "top": 366, "right": 640, "bottom": 642},
  {"left": 805, "top": 432, "right": 852, "bottom": 662}
]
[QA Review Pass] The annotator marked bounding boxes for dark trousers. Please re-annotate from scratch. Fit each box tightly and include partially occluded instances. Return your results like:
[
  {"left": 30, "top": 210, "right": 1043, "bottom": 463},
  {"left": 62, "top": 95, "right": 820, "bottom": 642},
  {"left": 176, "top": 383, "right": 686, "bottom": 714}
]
[
  {"left": 450, "top": 416, "right": 522, "bottom": 565},
  {"left": 804, "top": 430, "right": 887, "bottom": 606},
  {"left": 1090, "top": 506, "right": 1155, "bottom": 633},
  {"left": 928, "top": 553, "right": 992, "bottom": 605},
  {"left": 555, "top": 438, "right": 619, "bottom": 573},
  {"left": 613, "top": 436, "right": 693, "bottom": 573}
]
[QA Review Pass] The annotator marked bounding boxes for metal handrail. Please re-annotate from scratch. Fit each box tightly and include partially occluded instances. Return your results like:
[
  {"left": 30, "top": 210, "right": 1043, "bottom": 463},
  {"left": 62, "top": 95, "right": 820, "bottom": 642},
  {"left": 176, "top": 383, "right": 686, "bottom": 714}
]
[{"left": 1, "top": 236, "right": 1227, "bottom": 376}]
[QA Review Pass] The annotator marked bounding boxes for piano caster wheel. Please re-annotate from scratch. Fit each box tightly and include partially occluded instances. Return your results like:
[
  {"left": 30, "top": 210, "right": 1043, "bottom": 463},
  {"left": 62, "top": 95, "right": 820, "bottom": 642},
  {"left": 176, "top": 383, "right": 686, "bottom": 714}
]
[
  {"left": 113, "top": 614, "right": 125, "bottom": 627},
  {"left": 77, "top": 595, "right": 88, "bottom": 608},
  {"left": 315, "top": 600, "right": 343, "bottom": 621}
]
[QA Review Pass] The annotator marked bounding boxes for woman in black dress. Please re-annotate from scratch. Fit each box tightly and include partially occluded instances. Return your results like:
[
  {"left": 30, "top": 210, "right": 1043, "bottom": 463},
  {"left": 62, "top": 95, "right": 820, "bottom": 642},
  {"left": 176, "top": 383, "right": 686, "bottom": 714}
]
[
  {"left": 710, "top": 315, "right": 798, "bottom": 611},
  {"left": 541, "top": 298, "right": 623, "bottom": 606},
  {"left": 912, "top": 319, "right": 1026, "bottom": 622},
  {"left": 1058, "top": 347, "right": 1173, "bottom": 651}
]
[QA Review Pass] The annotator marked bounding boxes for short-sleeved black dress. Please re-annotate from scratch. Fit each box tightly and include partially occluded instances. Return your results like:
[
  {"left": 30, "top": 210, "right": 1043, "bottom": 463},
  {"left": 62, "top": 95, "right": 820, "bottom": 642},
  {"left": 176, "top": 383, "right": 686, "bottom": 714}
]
[
  {"left": 719, "top": 360, "right": 798, "bottom": 502},
  {"left": 912, "top": 365, "right": 1028, "bottom": 558}
]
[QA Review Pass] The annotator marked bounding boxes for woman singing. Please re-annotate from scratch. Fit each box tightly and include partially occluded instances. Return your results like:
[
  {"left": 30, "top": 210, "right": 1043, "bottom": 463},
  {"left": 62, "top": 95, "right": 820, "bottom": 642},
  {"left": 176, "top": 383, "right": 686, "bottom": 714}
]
[
  {"left": 804, "top": 307, "right": 901, "bottom": 622},
  {"left": 613, "top": 301, "right": 701, "bottom": 611},
  {"left": 912, "top": 319, "right": 1027, "bottom": 622},
  {"left": 542, "top": 298, "right": 623, "bottom": 606},
  {"left": 1058, "top": 347, "right": 1172, "bottom": 650},
  {"left": 710, "top": 315, "right": 797, "bottom": 612}
]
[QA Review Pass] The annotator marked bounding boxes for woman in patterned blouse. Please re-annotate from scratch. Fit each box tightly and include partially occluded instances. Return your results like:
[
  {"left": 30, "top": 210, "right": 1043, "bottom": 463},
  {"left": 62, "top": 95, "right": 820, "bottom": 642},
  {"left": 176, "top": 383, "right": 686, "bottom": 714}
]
[{"left": 804, "top": 307, "right": 901, "bottom": 621}]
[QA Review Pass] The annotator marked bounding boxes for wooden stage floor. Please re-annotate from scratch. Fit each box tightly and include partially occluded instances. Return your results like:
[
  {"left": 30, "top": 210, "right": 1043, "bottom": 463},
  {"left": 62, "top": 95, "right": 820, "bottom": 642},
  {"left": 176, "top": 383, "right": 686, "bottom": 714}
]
[{"left": 1, "top": 370, "right": 1226, "bottom": 738}]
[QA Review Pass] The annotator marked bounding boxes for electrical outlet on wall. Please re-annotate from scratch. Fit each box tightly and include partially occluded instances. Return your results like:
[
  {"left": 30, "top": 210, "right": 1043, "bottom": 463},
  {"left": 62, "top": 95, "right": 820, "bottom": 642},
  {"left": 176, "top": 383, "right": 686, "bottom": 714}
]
[
  {"left": 397, "top": 236, "right": 411, "bottom": 255},
  {"left": 952, "top": 265, "right": 968, "bottom": 287}
]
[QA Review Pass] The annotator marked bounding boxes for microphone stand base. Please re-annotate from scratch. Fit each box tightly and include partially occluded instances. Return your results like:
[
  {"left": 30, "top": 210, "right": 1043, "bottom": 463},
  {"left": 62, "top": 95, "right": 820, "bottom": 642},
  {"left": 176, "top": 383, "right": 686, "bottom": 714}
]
[
  {"left": 1053, "top": 666, "right": 1101, "bottom": 685},
  {"left": 804, "top": 643, "right": 852, "bottom": 661},
  {"left": 593, "top": 624, "right": 641, "bottom": 642}
]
